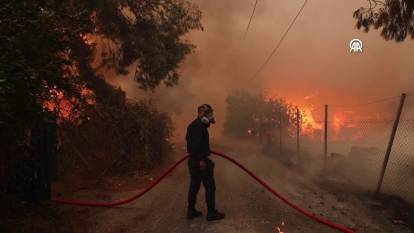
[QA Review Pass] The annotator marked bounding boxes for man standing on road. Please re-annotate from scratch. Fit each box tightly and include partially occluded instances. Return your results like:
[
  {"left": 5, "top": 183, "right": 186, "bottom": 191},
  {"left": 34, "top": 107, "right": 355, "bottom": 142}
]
[{"left": 186, "top": 104, "right": 225, "bottom": 221}]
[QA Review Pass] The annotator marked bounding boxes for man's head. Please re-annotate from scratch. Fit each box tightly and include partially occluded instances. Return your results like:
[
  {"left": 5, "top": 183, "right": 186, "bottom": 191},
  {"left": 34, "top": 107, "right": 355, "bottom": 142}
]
[{"left": 197, "top": 104, "right": 215, "bottom": 125}]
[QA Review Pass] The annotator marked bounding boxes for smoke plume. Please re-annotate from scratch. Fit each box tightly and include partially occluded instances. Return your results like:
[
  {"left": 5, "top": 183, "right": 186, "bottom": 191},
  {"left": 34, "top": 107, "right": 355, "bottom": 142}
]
[{"left": 108, "top": 0, "right": 414, "bottom": 141}]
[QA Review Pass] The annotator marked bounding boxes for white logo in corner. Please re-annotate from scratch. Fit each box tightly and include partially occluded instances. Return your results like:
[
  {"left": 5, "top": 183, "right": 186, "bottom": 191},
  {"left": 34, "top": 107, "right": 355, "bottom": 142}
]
[{"left": 349, "top": 38, "right": 363, "bottom": 53}]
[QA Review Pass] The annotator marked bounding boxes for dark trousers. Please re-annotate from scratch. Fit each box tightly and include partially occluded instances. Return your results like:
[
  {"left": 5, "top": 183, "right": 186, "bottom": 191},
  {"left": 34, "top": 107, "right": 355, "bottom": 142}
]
[{"left": 187, "top": 159, "right": 216, "bottom": 212}]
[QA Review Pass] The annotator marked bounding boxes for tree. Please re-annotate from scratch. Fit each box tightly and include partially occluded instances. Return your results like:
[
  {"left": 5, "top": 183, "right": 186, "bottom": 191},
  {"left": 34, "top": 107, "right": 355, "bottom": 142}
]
[
  {"left": 0, "top": 0, "right": 202, "bottom": 143},
  {"left": 0, "top": 0, "right": 202, "bottom": 197},
  {"left": 353, "top": 0, "right": 414, "bottom": 41},
  {"left": 223, "top": 91, "right": 296, "bottom": 147}
]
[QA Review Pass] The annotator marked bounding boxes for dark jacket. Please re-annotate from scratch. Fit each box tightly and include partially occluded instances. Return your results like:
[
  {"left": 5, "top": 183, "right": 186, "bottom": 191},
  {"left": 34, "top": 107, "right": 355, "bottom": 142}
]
[{"left": 186, "top": 117, "right": 210, "bottom": 161}]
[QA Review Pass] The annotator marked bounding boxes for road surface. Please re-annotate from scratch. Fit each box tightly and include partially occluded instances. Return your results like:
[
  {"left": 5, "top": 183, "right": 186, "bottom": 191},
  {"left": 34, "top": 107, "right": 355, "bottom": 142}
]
[{"left": 55, "top": 142, "right": 412, "bottom": 233}]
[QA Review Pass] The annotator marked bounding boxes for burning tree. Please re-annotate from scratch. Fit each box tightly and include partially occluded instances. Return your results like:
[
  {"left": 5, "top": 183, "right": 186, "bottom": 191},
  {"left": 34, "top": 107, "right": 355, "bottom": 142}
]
[
  {"left": 0, "top": 0, "right": 202, "bottom": 199},
  {"left": 0, "top": 0, "right": 202, "bottom": 138}
]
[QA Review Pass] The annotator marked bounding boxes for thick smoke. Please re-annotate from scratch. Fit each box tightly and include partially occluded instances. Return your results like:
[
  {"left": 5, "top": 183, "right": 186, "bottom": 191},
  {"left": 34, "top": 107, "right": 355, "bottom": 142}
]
[{"left": 109, "top": 0, "right": 414, "bottom": 141}]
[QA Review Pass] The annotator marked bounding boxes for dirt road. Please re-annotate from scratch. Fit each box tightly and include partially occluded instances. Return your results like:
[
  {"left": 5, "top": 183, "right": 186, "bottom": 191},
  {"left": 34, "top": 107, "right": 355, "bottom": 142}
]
[{"left": 55, "top": 143, "right": 412, "bottom": 233}]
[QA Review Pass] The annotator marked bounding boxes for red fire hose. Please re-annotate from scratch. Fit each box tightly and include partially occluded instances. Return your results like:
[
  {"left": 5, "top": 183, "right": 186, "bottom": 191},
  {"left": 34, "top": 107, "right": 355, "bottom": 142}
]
[{"left": 53, "top": 150, "right": 355, "bottom": 233}]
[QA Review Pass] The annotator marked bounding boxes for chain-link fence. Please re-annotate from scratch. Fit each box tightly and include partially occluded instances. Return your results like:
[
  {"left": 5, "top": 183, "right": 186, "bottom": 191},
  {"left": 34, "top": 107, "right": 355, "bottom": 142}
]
[
  {"left": 300, "top": 106, "right": 325, "bottom": 158},
  {"left": 325, "top": 98, "right": 398, "bottom": 191},
  {"left": 324, "top": 118, "right": 395, "bottom": 191},
  {"left": 295, "top": 94, "right": 414, "bottom": 203},
  {"left": 382, "top": 95, "right": 414, "bottom": 202},
  {"left": 56, "top": 99, "right": 174, "bottom": 181}
]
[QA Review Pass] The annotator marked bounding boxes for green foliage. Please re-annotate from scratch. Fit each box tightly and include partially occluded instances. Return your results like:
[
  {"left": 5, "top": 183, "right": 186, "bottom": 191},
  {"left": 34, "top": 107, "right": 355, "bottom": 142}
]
[
  {"left": 354, "top": 0, "right": 414, "bottom": 41},
  {"left": 0, "top": 0, "right": 88, "bottom": 136},
  {"left": 58, "top": 99, "right": 174, "bottom": 177},
  {"left": 92, "top": 0, "right": 203, "bottom": 89},
  {"left": 117, "top": 100, "right": 173, "bottom": 167},
  {"left": 0, "top": 0, "right": 202, "bottom": 142},
  {"left": 224, "top": 91, "right": 264, "bottom": 138},
  {"left": 0, "top": 0, "right": 201, "bottom": 196},
  {"left": 223, "top": 91, "right": 296, "bottom": 141}
]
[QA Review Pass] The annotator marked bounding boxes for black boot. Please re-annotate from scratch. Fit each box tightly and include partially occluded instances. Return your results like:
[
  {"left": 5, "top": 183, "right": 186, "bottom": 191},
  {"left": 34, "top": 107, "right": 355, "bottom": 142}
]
[
  {"left": 187, "top": 209, "right": 202, "bottom": 219},
  {"left": 206, "top": 210, "right": 225, "bottom": 221}
]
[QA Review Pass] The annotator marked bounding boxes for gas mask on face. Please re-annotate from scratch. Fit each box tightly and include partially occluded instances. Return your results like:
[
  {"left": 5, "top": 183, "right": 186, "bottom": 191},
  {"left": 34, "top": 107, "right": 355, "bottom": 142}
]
[{"left": 199, "top": 104, "right": 215, "bottom": 125}]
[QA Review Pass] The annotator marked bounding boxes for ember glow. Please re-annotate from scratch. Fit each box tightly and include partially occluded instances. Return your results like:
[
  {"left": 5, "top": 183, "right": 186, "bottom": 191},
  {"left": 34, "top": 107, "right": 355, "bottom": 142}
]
[
  {"left": 247, "top": 129, "right": 253, "bottom": 136},
  {"left": 81, "top": 33, "right": 96, "bottom": 46},
  {"left": 275, "top": 221, "right": 286, "bottom": 233}
]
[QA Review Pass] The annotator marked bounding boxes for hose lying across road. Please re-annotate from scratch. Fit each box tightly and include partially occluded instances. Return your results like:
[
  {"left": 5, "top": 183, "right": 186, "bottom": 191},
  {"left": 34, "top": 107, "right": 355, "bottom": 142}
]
[{"left": 53, "top": 150, "right": 355, "bottom": 233}]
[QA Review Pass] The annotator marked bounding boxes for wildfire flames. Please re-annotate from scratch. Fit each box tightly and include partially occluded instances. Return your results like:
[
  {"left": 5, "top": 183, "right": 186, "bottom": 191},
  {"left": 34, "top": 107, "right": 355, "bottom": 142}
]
[
  {"left": 300, "top": 107, "right": 368, "bottom": 141},
  {"left": 300, "top": 107, "right": 323, "bottom": 137},
  {"left": 275, "top": 221, "right": 286, "bottom": 233},
  {"left": 245, "top": 105, "right": 367, "bottom": 142},
  {"left": 263, "top": 90, "right": 387, "bottom": 142},
  {"left": 43, "top": 87, "right": 95, "bottom": 122}
]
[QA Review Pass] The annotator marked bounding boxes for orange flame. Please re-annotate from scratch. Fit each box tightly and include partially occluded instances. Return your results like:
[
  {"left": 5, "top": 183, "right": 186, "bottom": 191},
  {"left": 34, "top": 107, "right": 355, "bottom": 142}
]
[
  {"left": 300, "top": 107, "right": 323, "bottom": 141},
  {"left": 275, "top": 221, "right": 286, "bottom": 233},
  {"left": 258, "top": 91, "right": 384, "bottom": 142},
  {"left": 43, "top": 87, "right": 95, "bottom": 122}
]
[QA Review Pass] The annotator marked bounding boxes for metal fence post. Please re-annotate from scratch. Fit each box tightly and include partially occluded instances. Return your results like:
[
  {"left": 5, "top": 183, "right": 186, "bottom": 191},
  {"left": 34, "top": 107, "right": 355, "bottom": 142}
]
[
  {"left": 279, "top": 110, "right": 283, "bottom": 155},
  {"left": 296, "top": 107, "right": 300, "bottom": 156},
  {"left": 324, "top": 104, "right": 328, "bottom": 160},
  {"left": 375, "top": 93, "right": 406, "bottom": 195}
]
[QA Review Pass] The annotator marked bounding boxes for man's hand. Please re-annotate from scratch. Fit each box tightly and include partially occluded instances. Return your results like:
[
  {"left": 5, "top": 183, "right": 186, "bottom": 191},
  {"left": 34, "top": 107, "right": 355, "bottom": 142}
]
[{"left": 199, "top": 160, "right": 207, "bottom": 171}]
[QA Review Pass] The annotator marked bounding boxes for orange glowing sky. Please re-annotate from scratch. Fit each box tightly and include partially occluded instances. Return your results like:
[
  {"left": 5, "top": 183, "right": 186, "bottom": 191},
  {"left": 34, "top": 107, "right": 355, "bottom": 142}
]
[{"left": 108, "top": 0, "right": 414, "bottom": 140}]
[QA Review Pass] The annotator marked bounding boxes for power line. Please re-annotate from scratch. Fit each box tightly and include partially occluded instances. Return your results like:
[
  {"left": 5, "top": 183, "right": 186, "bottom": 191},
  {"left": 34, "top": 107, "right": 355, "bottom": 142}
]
[
  {"left": 243, "top": 0, "right": 259, "bottom": 39},
  {"left": 251, "top": 0, "right": 308, "bottom": 80}
]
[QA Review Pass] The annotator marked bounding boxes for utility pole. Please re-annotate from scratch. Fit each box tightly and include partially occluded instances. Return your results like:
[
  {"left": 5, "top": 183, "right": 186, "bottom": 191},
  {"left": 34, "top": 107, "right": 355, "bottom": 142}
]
[{"left": 376, "top": 93, "right": 406, "bottom": 195}]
